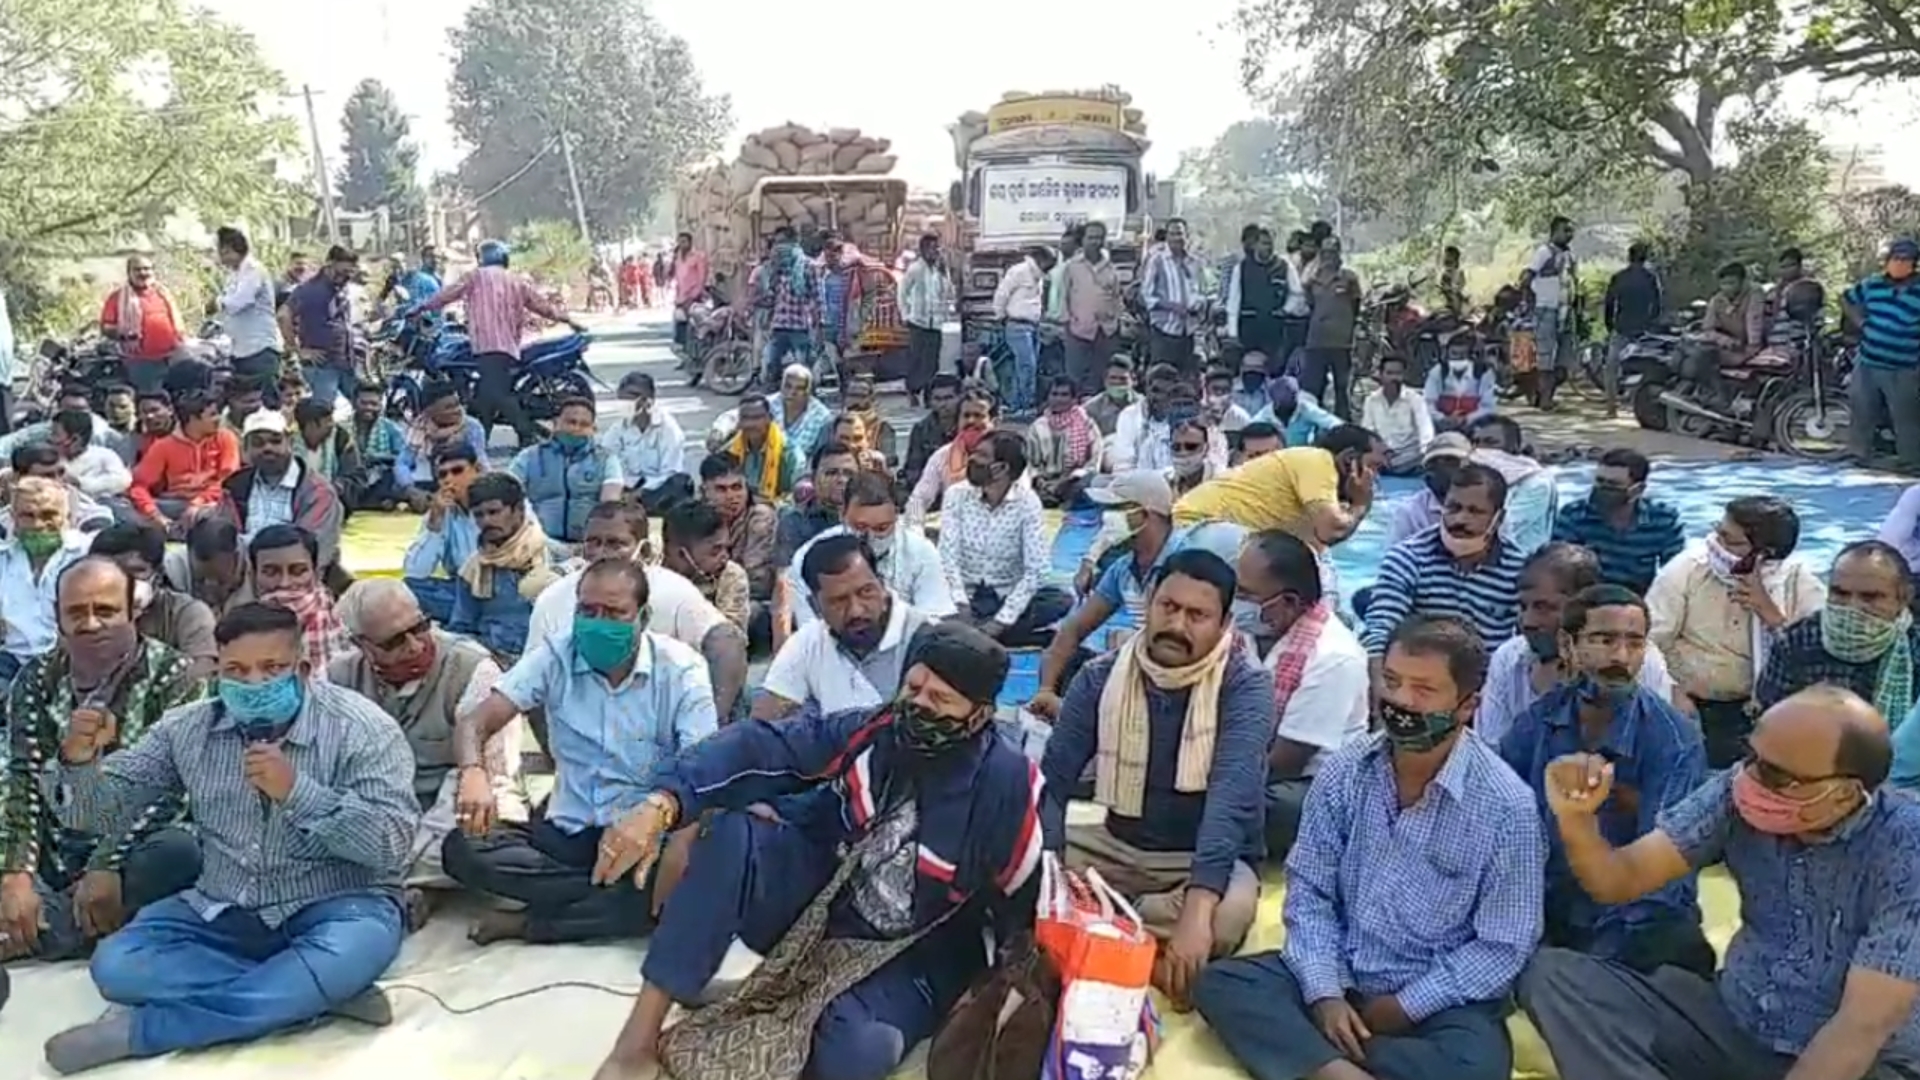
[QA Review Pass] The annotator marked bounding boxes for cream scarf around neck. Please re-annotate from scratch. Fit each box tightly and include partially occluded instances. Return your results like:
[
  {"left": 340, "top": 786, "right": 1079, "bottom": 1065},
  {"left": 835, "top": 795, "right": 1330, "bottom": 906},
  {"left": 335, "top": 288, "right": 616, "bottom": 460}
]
[{"left": 1094, "top": 629, "right": 1234, "bottom": 817}]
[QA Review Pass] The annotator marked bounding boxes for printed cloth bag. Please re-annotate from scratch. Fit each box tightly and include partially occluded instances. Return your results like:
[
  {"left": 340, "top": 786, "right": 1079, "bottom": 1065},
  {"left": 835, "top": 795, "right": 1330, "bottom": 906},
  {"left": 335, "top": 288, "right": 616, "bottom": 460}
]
[{"left": 1034, "top": 855, "right": 1161, "bottom": 1080}]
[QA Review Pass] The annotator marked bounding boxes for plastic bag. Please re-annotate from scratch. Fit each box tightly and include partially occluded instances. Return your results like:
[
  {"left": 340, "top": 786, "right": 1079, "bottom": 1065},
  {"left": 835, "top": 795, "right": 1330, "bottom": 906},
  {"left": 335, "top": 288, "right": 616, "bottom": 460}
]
[{"left": 1035, "top": 855, "right": 1160, "bottom": 1080}]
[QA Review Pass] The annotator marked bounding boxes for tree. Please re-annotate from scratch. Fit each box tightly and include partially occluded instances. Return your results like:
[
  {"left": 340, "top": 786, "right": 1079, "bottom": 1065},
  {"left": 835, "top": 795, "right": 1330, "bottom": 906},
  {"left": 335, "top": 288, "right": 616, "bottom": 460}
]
[
  {"left": 1172, "top": 119, "right": 1330, "bottom": 256},
  {"left": 446, "top": 0, "right": 730, "bottom": 239},
  {"left": 1796, "top": 0, "right": 1920, "bottom": 80},
  {"left": 0, "top": 0, "right": 300, "bottom": 326},
  {"left": 336, "top": 79, "right": 424, "bottom": 225},
  {"left": 1234, "top": 0, "right": 1798, "bottom": 226}
]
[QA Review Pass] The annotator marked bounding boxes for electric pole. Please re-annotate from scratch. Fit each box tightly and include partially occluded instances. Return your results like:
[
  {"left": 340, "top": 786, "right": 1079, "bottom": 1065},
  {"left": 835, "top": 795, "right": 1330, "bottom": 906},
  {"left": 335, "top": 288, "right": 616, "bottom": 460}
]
[
  {"left": 558, "top": 129, "right": 594, "bottom": 253},
  {"left": 303, "top": 84, "right": 341, "bottom": 245}
]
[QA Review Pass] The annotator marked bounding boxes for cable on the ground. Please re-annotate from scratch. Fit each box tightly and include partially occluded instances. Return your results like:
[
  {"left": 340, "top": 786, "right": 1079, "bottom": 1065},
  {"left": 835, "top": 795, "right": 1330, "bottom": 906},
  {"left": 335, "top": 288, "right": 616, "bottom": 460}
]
[{"left": 376, "top": 978, "right": 639, "bottom": 1014}]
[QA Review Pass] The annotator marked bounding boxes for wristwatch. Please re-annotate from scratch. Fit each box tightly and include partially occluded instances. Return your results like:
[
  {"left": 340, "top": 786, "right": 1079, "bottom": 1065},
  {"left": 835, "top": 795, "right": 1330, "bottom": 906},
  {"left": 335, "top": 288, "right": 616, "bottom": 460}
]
[{"left": 645, "top": 791, "right": 679, "bottom": 830}]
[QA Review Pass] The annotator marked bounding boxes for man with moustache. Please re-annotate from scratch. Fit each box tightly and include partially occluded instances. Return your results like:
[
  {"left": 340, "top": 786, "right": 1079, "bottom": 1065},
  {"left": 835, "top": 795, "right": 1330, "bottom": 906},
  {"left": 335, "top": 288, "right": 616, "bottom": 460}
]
[
  {"left": 1521, "top": 685, "right": 1920, "bottom": 1080},
  {"left": 1, "top": 558, "right": 206, "bottom": 965},
  {"left": 1041, "top": 549, "right": 1273, "bottom": 1007},
  {"left": 213, "top": 409, "right": 345, "bottom": 582},
  {"left": 1497, "top": 585, "right": 1712, "bottom": 976},
  {"left": 754, "top": 533, "right": 936, "bottom": 721},
  {"left": 1196, "top": 615, "right": 1544, "bottom": 1080}
]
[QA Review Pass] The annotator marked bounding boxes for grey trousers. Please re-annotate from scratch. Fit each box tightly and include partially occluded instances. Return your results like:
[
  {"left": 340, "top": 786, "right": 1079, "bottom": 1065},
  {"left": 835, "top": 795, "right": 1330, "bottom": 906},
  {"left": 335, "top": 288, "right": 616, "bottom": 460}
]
[
  {"left": 1063, "top": 331, "right": 1117, "bottom": 396},
  {"left": 1518, "top": 947, "right": 1920, "bottom": 1080},
  {"left": 1196, "top": 950, "right": 1512, "bottom": 1080},
  {"left": 1265, "top": 778, "right": 1313, "bottom": 862},
  {"left": 1533, "top": 307, "right": 1575, "bottom": 372},
  {"left": 1848, "top": 363, "right": 1920, "bottom": 472}
]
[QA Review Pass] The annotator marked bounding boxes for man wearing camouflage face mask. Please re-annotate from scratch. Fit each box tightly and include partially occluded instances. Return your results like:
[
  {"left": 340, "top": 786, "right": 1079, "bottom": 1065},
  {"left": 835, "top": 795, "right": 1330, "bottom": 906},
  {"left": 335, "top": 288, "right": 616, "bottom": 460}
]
[{"left": 1196, "top": 614, "right": 1544, "bottom": 1080}]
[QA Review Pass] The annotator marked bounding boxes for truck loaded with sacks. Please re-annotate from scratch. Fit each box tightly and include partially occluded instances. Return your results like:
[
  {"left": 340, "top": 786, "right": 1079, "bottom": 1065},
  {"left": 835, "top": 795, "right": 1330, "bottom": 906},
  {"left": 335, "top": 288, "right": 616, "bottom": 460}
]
[
  {"left": 945, "top": 87, "right": 1169, "bottom": 334},
  {"left": 674, "top": 123, "right": 947, "bottom": 290}
]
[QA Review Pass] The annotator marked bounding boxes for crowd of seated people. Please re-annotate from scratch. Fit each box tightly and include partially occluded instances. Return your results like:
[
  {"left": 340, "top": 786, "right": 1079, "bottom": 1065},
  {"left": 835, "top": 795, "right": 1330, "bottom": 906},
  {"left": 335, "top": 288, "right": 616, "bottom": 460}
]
[{"left": 14, "top": 305, "right": 1920, "bottom": 1080}]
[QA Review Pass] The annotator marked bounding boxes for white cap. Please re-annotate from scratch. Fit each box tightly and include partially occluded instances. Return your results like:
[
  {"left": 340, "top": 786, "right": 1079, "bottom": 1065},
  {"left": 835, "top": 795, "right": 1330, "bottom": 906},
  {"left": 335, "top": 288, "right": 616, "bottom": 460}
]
[
  {"left": 241, "top": 409, "right": 288, "bottom": 436},
  {"left": 1085, "top": 470, "right": 1175, "bottom": 516}
]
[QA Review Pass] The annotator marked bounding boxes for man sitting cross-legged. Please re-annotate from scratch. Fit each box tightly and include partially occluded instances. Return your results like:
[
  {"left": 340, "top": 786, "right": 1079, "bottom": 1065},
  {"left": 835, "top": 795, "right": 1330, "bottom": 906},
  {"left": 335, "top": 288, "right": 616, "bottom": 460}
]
[
  {"left": 1041, "top": 547, "right": 1273, "bottom": 1007},
  {"left": 1, "top": 557, "right": 208, "bottom": 966},
  {"left": 1195, "top": 614, "right": 1546, "bottom": 1080},
  {"left": 590, "top": 620, "right": 1044, "bottom": 1080},
  {"left": 37, "top": 602, "right": 418, "bottom": 1075},
  {"left": 442, "top": 558, "right": 717, "bottom": 945},
  {"left": 329, "top": 578, "right": 530, "bottom": 930}
]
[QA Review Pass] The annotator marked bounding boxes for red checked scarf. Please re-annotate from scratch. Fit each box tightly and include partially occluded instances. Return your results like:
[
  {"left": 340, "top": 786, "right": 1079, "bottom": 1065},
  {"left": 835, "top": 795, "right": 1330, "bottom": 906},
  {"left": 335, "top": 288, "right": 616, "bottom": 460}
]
[
  {"left": 1045, "top": 404, "right": 1098, "bottom": 471},
  {"left": 1270, "top": 600, "right": 1332, "bottom": 715}
]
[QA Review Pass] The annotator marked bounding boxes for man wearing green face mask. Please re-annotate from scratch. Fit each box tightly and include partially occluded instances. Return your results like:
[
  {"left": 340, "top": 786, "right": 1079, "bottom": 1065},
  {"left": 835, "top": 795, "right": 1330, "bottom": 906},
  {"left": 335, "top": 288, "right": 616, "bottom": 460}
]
[
  {"left": 0, "top": 477, "right": 91, "bottom": 686},
  {"left": 1756, "top": 539, "right": 1920, "bottom": 724},
  {"left": 1196, "top": 614, "right": 1545, "bottom": 1080},
  {"left": 505, "top": 396, "right": 624, "bottom": 545},
  {"left": 444, "top": 558, "right": 718, "bottom": 947},
  {"left": 1082, "top": 355, "right": 1136, "bottom": 437}
]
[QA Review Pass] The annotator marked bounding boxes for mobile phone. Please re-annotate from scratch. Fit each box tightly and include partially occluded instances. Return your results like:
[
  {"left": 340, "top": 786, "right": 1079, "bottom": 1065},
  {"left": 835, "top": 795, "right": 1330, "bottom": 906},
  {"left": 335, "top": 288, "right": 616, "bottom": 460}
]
[{"left": 1732, "top": 550, "right": 1761, "bottom": 575}]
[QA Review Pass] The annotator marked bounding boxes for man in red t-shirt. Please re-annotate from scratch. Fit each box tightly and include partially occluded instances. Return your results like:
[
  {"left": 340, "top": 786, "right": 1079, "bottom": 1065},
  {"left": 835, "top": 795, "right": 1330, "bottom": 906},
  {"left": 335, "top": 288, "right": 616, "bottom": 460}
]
[{"left": 99, "top": 254, "right": 186, "bottom": 395}]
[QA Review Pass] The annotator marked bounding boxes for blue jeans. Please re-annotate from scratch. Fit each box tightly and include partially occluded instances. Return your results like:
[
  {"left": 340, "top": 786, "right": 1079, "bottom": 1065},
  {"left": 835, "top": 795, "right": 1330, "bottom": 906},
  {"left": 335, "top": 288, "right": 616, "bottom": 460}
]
[
  {"left": 90, "top": 891, "right": 404, "bottom": 1057},
  {"left": 302, "top": 364, "right": 358, "bottom": 409},
  {"left": 1003, "top": 321, "right": 1039, "bottom": 413},
  {"left": 406, "top": 577, "right": 458, "bottom": 625},
  {"left": 762, "top": 328, "right": 811, "bottom": 384}
]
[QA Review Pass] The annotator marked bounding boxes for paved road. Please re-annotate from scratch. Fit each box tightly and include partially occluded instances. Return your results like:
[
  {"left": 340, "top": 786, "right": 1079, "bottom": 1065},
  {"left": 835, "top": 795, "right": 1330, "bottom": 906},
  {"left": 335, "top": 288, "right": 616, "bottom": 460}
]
[{"left": 564, "top": 307, "right": 925, "bottom": 456}]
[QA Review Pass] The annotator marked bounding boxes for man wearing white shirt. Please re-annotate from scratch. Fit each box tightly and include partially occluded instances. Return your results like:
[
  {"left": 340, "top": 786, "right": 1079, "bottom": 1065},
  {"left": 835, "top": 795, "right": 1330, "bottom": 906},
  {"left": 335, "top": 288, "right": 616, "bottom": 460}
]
[
  {"left": 1235, "top": 528, "right": 1369, "bottom": 859},
  {"left": 0, "top": 478, "right": 92, "bottom": 684},
  {"left": 1109, "top": 365, "right": 1229, "bottom": 475},
  {"left": 525, "top": 500, "right": 747, "bottom": 719},
  {"left": 1358, "top": 353, "right": 1436, "bottom": 474},
  {"left": 0, "top": 283, "right": 15, "bottom": 436},
  {"left": 786, "top": 470, "right": 953, "bottom": 629},
  {"left": 992, "top": 245, "right": 1053, "bottom": 417},
  {"left": 214, "top": 226, "right": 285, "bottom": 382},
  {"left": 601, "top": 372, "right": 691, "bottom": 513},
  {"left": 49, "top": 409, "right": 132, "bottom": 506},
  {"left": 753, "top": 532, "right": 935, "bottom": 721}
]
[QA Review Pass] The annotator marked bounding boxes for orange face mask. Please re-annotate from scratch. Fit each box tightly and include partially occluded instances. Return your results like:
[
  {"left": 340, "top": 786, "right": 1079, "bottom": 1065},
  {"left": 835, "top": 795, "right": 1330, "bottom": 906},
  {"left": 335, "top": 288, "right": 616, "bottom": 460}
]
[{"left": 1889, "top": 258, "right": 1916, "bottom": 282}]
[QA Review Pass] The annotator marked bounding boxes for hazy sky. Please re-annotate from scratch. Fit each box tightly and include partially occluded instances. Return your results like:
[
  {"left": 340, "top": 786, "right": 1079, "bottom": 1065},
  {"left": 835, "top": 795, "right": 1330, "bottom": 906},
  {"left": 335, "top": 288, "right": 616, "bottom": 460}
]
[{"left": 203, "top": 0, "right": 1915, "bottom": 193}]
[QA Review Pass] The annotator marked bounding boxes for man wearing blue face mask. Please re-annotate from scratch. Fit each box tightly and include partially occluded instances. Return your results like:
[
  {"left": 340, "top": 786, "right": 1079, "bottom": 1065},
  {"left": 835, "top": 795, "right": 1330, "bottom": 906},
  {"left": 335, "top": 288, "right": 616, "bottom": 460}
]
[
  {"left": 443, "top": 558, "right": 717, "bottom": 947},
  {"left": 1196, "top": 614, "right": 1544, "bottom": 1080},
  {"left": 505, "top": 396, "right": 624, "bottom": 545},
  {"left": 38, "top": 602, "right": 418, "bottom": 1074},
  {"left": 1497, "top": 585, "right": 1713, "bottom": 978}
]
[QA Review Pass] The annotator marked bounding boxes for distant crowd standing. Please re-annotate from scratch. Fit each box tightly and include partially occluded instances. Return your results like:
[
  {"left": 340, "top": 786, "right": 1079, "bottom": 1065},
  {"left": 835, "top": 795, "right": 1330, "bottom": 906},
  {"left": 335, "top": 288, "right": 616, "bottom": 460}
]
[{"left": 8, "top": 217, "right": 1920, "bottom": 1080}]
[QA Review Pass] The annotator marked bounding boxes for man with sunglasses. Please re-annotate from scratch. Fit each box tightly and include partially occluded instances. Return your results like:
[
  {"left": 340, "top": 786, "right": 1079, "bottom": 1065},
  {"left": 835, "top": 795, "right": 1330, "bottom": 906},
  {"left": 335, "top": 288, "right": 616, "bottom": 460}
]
[
  {"left": 328, "top": 578, "right": 529, "bottom": 930},
  {"left": 1523, "top": 684, "right": 1920, "bottom": 1080},
  {"left": 1497, "top": 585, "right": 1712, "bottom": 979}
]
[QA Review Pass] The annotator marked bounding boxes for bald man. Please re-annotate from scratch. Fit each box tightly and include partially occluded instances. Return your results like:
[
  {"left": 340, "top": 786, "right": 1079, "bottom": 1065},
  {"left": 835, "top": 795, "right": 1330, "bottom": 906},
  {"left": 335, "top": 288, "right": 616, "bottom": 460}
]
[
  {"left": 327, "top": 579, "right": 528, "bottom": 929},
  {"left": 0, "top": 476, "right": 91, "bottom": 685},
  {"left": 1, "top": 556, "right": 206, "bottom": 963},
  {"left": 1520, "top": 686, "right": 1920, "bottom": 1080}
]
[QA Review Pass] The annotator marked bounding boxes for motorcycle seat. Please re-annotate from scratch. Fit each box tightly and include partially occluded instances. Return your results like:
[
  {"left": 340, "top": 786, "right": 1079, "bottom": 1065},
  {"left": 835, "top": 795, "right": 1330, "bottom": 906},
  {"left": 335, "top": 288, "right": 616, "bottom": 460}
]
[{"left": 522, "top": 333, "right": 586, "bottom": 367}]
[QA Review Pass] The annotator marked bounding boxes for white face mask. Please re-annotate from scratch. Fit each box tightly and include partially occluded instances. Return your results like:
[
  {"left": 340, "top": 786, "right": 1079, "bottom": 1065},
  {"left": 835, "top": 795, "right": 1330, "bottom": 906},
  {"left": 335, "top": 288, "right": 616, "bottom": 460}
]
[
  {"left": 134, "top": 579, "right": 155, "bottom": 614},
  {"left": 863, "top": 530, "right": 894, "bottom": 560}
]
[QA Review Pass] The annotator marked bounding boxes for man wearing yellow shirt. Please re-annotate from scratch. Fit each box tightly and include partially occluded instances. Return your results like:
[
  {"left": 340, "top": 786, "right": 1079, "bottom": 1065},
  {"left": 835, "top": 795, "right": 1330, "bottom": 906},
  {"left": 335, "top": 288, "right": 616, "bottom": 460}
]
[{"left": 1173, "top": 426, "right": 1384, "bottom": 547}]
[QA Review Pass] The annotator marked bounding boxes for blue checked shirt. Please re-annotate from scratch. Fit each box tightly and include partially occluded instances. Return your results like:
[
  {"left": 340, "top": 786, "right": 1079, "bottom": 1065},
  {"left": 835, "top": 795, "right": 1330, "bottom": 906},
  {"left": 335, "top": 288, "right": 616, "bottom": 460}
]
[
  {"left": 1499, "top": 682, "right": 1707, "bottom": 959},
  {"left": 1660, "top": 769, "right": 1920, "bottom": 1058},
  {"left": 1283, "top": 730, "right": 1546, "bottom": 1021}
]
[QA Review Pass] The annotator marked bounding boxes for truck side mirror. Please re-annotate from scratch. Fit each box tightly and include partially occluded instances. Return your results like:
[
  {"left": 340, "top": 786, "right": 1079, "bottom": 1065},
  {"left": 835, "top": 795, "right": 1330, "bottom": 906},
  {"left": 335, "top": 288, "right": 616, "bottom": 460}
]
[{"left": 947, "top": 182, "right": 963, "bottom": 212}]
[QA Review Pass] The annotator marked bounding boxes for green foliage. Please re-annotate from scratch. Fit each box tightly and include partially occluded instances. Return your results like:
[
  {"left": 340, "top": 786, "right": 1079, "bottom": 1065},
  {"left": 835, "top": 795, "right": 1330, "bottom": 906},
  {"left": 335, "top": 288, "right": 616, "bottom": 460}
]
[
  {"left": 0, "top": 0, "right": 300, "bottom": 284},
  {"left": 1645, "top": 119, "right": 1830, "bottom": 301},
  {"left": 336, "top": 79, "right": 424, "bottom": 226},
  {"left": 1171, "top": 119, "right": 1330, "bottom": 257},
  {"left": 508, "top": 220, "right": 592, "bottom": 284},
  {"left": 447, "top": 0, "right": 730, "bottom": 239},
  {"left": 1794, "top": 0, "right": 1920, "bottom": 80}
]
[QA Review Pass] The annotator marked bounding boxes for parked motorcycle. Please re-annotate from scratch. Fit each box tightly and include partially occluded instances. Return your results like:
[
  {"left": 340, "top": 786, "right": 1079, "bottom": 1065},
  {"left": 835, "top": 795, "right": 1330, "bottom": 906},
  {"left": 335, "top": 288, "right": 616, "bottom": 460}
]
[
  {"left": 693, "top": 297, "right": 756, "bottom": 396},
  {"left": 375, "top": 313, "right": 603, "bottom": 422}
]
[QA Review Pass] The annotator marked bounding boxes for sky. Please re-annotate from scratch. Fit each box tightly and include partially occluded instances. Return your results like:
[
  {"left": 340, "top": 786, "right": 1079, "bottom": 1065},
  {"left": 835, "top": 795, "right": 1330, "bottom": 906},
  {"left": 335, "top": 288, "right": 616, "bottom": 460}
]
[{"left": 202, "top": 0, "right": 1917, "bottom": 197}]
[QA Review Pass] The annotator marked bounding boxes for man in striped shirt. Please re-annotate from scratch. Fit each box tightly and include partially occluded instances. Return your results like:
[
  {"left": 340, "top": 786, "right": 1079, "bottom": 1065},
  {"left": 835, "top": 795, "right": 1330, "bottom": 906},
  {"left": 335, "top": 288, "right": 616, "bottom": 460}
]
[
  {"left": 1842, "top": 239, "right": 1920, "bottom": 471},
  {"left": 39, "top": 602, "right": 418, "bottom": 1074},
  {"left": 1362, "top": 463, "right": 1526, "bottom": 696},
  {"left": 1550, "top": 448, "right": 1684, "bottom": 594}
]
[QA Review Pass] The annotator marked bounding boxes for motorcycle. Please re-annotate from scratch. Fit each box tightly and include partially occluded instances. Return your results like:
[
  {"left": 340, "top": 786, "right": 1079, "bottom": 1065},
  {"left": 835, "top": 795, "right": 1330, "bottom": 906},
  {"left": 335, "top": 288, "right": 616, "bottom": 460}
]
[
  {"left": 1765, "top": 338, "right": 1870, "bottom": 462},
  {"left": 375, "top": 312, "right": 604, "bottom": 422},
  {"left": 28, "top": 319, "right": 230, "bottom": 414},
  {"left": 692, "top": 296, "right": 756, "bottom": 396}
]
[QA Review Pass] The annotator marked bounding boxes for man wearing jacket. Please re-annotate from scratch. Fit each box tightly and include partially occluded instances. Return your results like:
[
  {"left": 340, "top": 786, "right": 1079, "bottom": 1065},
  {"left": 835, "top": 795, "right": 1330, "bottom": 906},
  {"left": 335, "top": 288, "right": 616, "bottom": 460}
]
[{"left": 213, "top": 410, "right": 345, "bottom": 587}]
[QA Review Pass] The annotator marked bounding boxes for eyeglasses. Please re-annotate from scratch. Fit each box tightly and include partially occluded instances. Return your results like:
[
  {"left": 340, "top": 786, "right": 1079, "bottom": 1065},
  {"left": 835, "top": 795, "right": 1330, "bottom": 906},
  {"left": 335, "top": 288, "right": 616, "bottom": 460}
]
[
  {"left": 361, "top": 618, "right": 431, "bottom": 652},
  {"left": 1744, "top": 753, "right": 1853, "bottom": 792}
]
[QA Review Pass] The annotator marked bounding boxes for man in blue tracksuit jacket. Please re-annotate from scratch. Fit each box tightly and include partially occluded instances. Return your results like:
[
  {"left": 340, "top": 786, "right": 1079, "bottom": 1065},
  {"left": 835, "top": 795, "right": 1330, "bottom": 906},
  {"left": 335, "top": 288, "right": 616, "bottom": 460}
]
[{"left": 591, "top": 620, "right": 1044, "bottom": 1080}]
